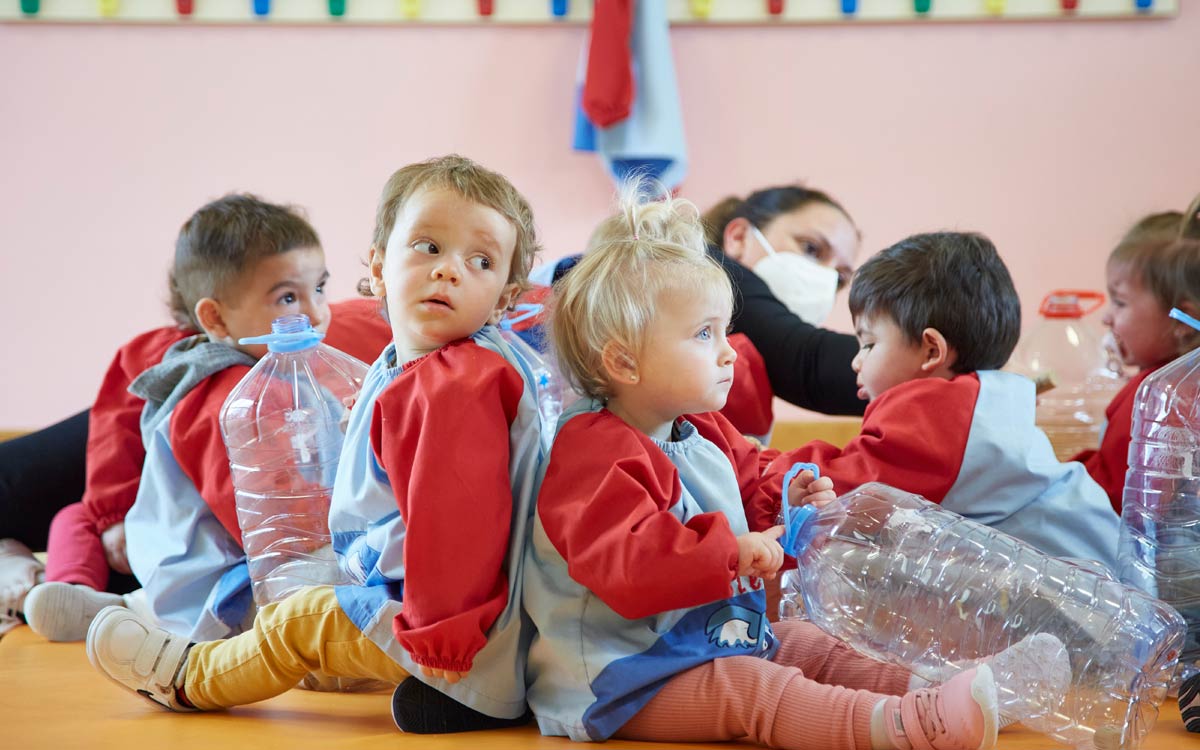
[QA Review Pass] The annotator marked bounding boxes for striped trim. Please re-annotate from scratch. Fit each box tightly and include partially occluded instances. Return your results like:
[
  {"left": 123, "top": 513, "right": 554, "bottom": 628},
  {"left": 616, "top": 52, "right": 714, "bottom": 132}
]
[{"left": 1180, "top": 673, "right": 1200, "bottom": 732}]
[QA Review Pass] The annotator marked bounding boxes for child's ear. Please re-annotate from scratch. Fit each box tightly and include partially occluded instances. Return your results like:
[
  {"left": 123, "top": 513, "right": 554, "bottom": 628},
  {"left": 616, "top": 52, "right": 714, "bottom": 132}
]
[
  {"left": 488, "top": 283, "right": 520, "bottom": 326},
  {"left": 722, "top": 218, "right": 753, "bottom": 263},
  {"left": 1172, "top": 300, "right": 1200, "bottom": 346},
  {"left": 367, "top": 247, "right": 386, "bottom": 297},
  {"left": 918, "top": 327, "right": 955, "bottom": 374},
  {"left": 194, "top": 298, "right": 230, "bottom": 341},
  {"left": 601, "top": 341, "right": 639, "bottom": 385}
]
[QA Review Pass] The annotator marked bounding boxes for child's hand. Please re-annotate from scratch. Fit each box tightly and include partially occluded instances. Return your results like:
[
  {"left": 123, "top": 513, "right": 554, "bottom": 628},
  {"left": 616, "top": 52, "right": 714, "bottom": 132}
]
[
  {"left": 787, "top": 469, "right": 837, "bottom": 509},
  {"left": 419, "top": 666, "right": 468, "bottom": 684},
  {"left": 736, "top": 526, "right": 785, "bottom": 580},
  {"left": 101, "top": 521, "right": 131, "bottom": 575}
]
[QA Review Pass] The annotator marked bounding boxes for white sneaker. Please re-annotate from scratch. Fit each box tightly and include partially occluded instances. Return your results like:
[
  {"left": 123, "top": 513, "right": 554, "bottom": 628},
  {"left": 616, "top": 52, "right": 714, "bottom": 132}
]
[
  {"left": 24, "top": 582, "right": 126, "bottom": 642},
  {"left": 86, "top": 606, "right": 197, "bottom": 712}
]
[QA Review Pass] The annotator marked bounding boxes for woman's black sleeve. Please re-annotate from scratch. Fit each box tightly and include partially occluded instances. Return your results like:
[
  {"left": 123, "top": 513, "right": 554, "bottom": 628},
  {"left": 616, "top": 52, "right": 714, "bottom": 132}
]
[
  {"left": 719, "top": 251, "right": 866, "bottom": 417},
  {"left": 0, "top": 409, "right": 88, "bottom": 549}
]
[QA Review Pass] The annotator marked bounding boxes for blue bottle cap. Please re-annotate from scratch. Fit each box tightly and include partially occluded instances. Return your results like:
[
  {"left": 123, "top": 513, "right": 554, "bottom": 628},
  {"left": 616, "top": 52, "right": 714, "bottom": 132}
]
[
  {"left": 780, "top": 462, "right": 821, "bottom": 557},
  {"left": 239, "top": 314, "right": 325, "bottom": 353},
  {"left": 498, "top": 303, "right": 544, "bottom": 330}
]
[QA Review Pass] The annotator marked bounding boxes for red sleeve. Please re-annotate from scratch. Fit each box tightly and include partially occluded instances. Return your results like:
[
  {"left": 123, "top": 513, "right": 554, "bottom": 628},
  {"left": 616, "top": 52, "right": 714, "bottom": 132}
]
[
  {"left": 772, "top": 375, "right": 981, "bottom": 514},
  {"left": 170, "top": 366, "right": 252, "bottom": 545},
  {"left": 1071, "top": 371, "right": 1148, "bottom": 514},
  {"left": 689, "top": 412, "right": 781, "bottom": 533},
  {"left": 371, "top": 342, "right": 524, "bottom": 671},
  {"left": 538, "top": 411, "right": 740, "bottom": 621},
  {"left": 81, "top": 326, "right": 190, "bottom": 531},
  {"left": 325, "top": 298, "right": 393, "bottom": 365},
  {"left": 719, "top": 334, "right": 775, "bottom": 438}
]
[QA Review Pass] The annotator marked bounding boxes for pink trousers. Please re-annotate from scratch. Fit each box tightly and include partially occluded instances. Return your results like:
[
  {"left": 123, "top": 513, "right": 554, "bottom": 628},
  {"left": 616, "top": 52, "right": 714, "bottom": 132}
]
[
  {"left": 45, "top": 501, "right": 109, "bottom": 589},
  {"left": 615, "top": 619, "right": 910, "bottom": 750}
]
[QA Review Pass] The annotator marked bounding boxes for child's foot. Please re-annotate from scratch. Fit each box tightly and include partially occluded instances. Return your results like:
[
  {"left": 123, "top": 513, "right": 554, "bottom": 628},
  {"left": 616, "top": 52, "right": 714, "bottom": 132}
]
[
  {"left": 0, "top": 539, "right": 43, "bottom": 635},
  {"left": 86, "top": 605, "right": 197, "bottom": 712},
  {"left": 884, "top": 665, "right": 998, "bottom": 750},
  {"left": 390, "top": 677, "right": 532, "bottom": 733},
  {"left": 1180, "top": 672, "right": 1200, "bottom": 733},
  {"left": 24, "top": 582, "right": 126, "bottom": 642}
]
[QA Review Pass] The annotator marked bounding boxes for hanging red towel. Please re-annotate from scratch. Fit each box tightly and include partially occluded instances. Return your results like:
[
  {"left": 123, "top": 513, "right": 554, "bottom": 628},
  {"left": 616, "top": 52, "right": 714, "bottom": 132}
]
[{"left": 582, "top": 0, "right": 635, "bottom": 128}]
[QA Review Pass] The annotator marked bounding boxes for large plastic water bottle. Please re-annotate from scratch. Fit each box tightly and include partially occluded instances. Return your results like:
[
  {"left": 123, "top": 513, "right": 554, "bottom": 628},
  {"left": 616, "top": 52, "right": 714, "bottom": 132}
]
[
  {"left": 1016, "top": 290, "right": 1124, "bottom": 461},
  {"left": 1117, "top": 310, "right": 1200, "bottom": 695},
  {"left": 220, "top": 314, "right": 377, "bottom": 692},
  {"left": 781, "top": 482, "right": 1184, "bottom": 750}
]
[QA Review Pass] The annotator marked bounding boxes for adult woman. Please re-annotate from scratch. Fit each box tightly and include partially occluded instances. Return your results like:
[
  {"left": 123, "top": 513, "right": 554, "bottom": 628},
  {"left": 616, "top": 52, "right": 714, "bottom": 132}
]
[{"left": 701, "top": 185, "right": 865, "bottom": 439}]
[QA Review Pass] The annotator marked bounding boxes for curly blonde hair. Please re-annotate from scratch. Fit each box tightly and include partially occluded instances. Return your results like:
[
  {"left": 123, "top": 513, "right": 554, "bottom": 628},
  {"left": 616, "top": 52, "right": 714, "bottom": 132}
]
[{"left": 552, "top": 180, "right": 732, "bottom": 400}]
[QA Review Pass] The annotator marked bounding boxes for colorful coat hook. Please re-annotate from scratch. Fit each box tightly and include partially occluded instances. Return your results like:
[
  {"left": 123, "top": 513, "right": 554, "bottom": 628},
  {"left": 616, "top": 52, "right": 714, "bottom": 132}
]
[
  {"left": 767, "top": 0, "right": 785, "bottom": 15},
  {"left": 176, "top": 0, "right": 194, "bottom": 16},
  {"left": 329, "top": 0, "right": 346, "bottom": 17},
  {"left": 98, "top": 0, "right": 120, "bottom": 17},
  {"left": 252, "top": 0, "right": 270, "bottom": 17},
  {"left": 551, "top": 0, "right": 568, "bottom": 17},
  {"left": 915, "top": 0, "right": 932, "bottom": 13},
  {"left": 1135, "top": 0, "right": 1154, "bottom": 9},
  {"left": 984, "top": 0, "right": 1006, "bottom": 15},
  {"left": 477, "top": 0, "right": 493, "bottom": 17},
  {"left": 400, "top": 0, "right": 420, "bottom": 18},
  {"left": 841, "top": 0, "right": 858, "bottom": 16},
  {"left": 689, "top": 0, "right": 712, "bottom": 18},
  {"left": 20, "top": 0, "right": 40, "bottom": 16},
  {"left": 1061, "top": 0, "right": 1078, "bottom": 10}
]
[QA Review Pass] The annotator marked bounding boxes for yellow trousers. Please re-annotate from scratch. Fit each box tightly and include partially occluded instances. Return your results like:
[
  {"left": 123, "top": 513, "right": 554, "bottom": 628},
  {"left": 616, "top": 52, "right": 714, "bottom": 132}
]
[{"left": 185, "top": 585, "right": 410, "bottom": 709}]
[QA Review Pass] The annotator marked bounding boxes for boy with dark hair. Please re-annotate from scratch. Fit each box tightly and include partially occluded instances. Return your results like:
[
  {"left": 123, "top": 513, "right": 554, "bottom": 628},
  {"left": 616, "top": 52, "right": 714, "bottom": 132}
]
[
  {"left": 22, "top": 194, "right": 392, "bottom": 643},
  {"left": 770, "top": 231, "right": 1121, "bottom": 570}
]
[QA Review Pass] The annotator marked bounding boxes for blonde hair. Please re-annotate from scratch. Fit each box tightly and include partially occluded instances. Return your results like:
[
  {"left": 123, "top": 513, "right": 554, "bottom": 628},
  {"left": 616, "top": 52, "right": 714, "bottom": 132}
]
[
  {"left": 359, "top": 154, "right": 541, "bottom": 295},
  {"left": 552, "top": 180, "right": 732, "bottom": 400}
]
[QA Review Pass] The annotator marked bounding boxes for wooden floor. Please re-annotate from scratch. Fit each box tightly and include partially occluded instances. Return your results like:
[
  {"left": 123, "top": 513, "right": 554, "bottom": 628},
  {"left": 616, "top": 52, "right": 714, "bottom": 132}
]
[{"left": 1, "top": 626, "right": 1194, "bottom": 750}]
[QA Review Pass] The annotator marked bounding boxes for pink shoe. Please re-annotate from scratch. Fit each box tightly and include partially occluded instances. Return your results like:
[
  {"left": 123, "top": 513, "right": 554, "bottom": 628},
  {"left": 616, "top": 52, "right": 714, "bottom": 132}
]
[{"left": 887, "top": 665, "right": 998, "bottom": 750}]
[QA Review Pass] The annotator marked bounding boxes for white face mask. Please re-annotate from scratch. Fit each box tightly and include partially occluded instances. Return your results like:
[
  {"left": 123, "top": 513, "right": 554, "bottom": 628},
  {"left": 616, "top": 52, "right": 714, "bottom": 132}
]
[{"left": 750, "top": 226, "right": 840, "bottom": 326}]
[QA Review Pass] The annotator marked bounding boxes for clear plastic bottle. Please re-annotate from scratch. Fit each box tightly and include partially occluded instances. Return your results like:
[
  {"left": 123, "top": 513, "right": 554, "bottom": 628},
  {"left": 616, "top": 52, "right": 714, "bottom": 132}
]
[
  {"left": 782, "top": 482, "right": 1185, "bottom": 750},
  {"left": 1117, "top": 320, "right": 1200, "bottom": 692},
  {"left": 1015, "top": 290, "right": 1124, "bottom": 461},
  {"left": 220, "top": 313, "right": 376, "bottom": 692}
]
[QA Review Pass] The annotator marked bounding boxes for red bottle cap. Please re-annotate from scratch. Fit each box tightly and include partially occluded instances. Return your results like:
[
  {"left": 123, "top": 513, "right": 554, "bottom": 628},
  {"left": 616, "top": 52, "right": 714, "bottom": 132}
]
[{"left": 1039, "top": 290, "right": 1105, "bottom": 319}]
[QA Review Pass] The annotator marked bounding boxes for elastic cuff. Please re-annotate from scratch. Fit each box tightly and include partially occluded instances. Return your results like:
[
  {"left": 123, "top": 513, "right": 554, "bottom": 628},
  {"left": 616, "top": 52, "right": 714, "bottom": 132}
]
[
  {"left": 91, "top": 513, "right": 124, "bottom": 532},
  {"left": 409, "top": 653, "right": 475, "bottom": 673}
]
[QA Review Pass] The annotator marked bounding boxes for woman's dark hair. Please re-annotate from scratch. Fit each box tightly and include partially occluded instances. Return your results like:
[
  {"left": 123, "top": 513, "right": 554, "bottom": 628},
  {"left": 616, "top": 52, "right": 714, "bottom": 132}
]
[{"left": 701, "top": 185, "right": 855, "bottom": 249}]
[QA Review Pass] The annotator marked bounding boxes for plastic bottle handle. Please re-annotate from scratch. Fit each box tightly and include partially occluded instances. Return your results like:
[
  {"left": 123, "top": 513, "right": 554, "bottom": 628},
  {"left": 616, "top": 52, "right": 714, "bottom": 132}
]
[{"left": 1039, "top": 289, "right": 1105, "bottom": 318}]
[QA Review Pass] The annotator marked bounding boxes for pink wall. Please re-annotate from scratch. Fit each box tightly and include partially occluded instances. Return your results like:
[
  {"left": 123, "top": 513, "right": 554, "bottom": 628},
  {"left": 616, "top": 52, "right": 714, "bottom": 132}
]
[{"left": 2, "top": 14, "right": 1198, "bottom": 429}]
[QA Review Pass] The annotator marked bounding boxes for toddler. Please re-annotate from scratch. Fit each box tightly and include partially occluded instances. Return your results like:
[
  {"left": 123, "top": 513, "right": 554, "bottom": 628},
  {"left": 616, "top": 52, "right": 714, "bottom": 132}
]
[
  {"left": 522, "top": 183, "right": 1057, "bottom": 750},
  {"left": 1073, "top": 196, "right": 1200, "bottom": 511},
  {"left": 87, "top": 155, "right": 549, "bottom": 734}
]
